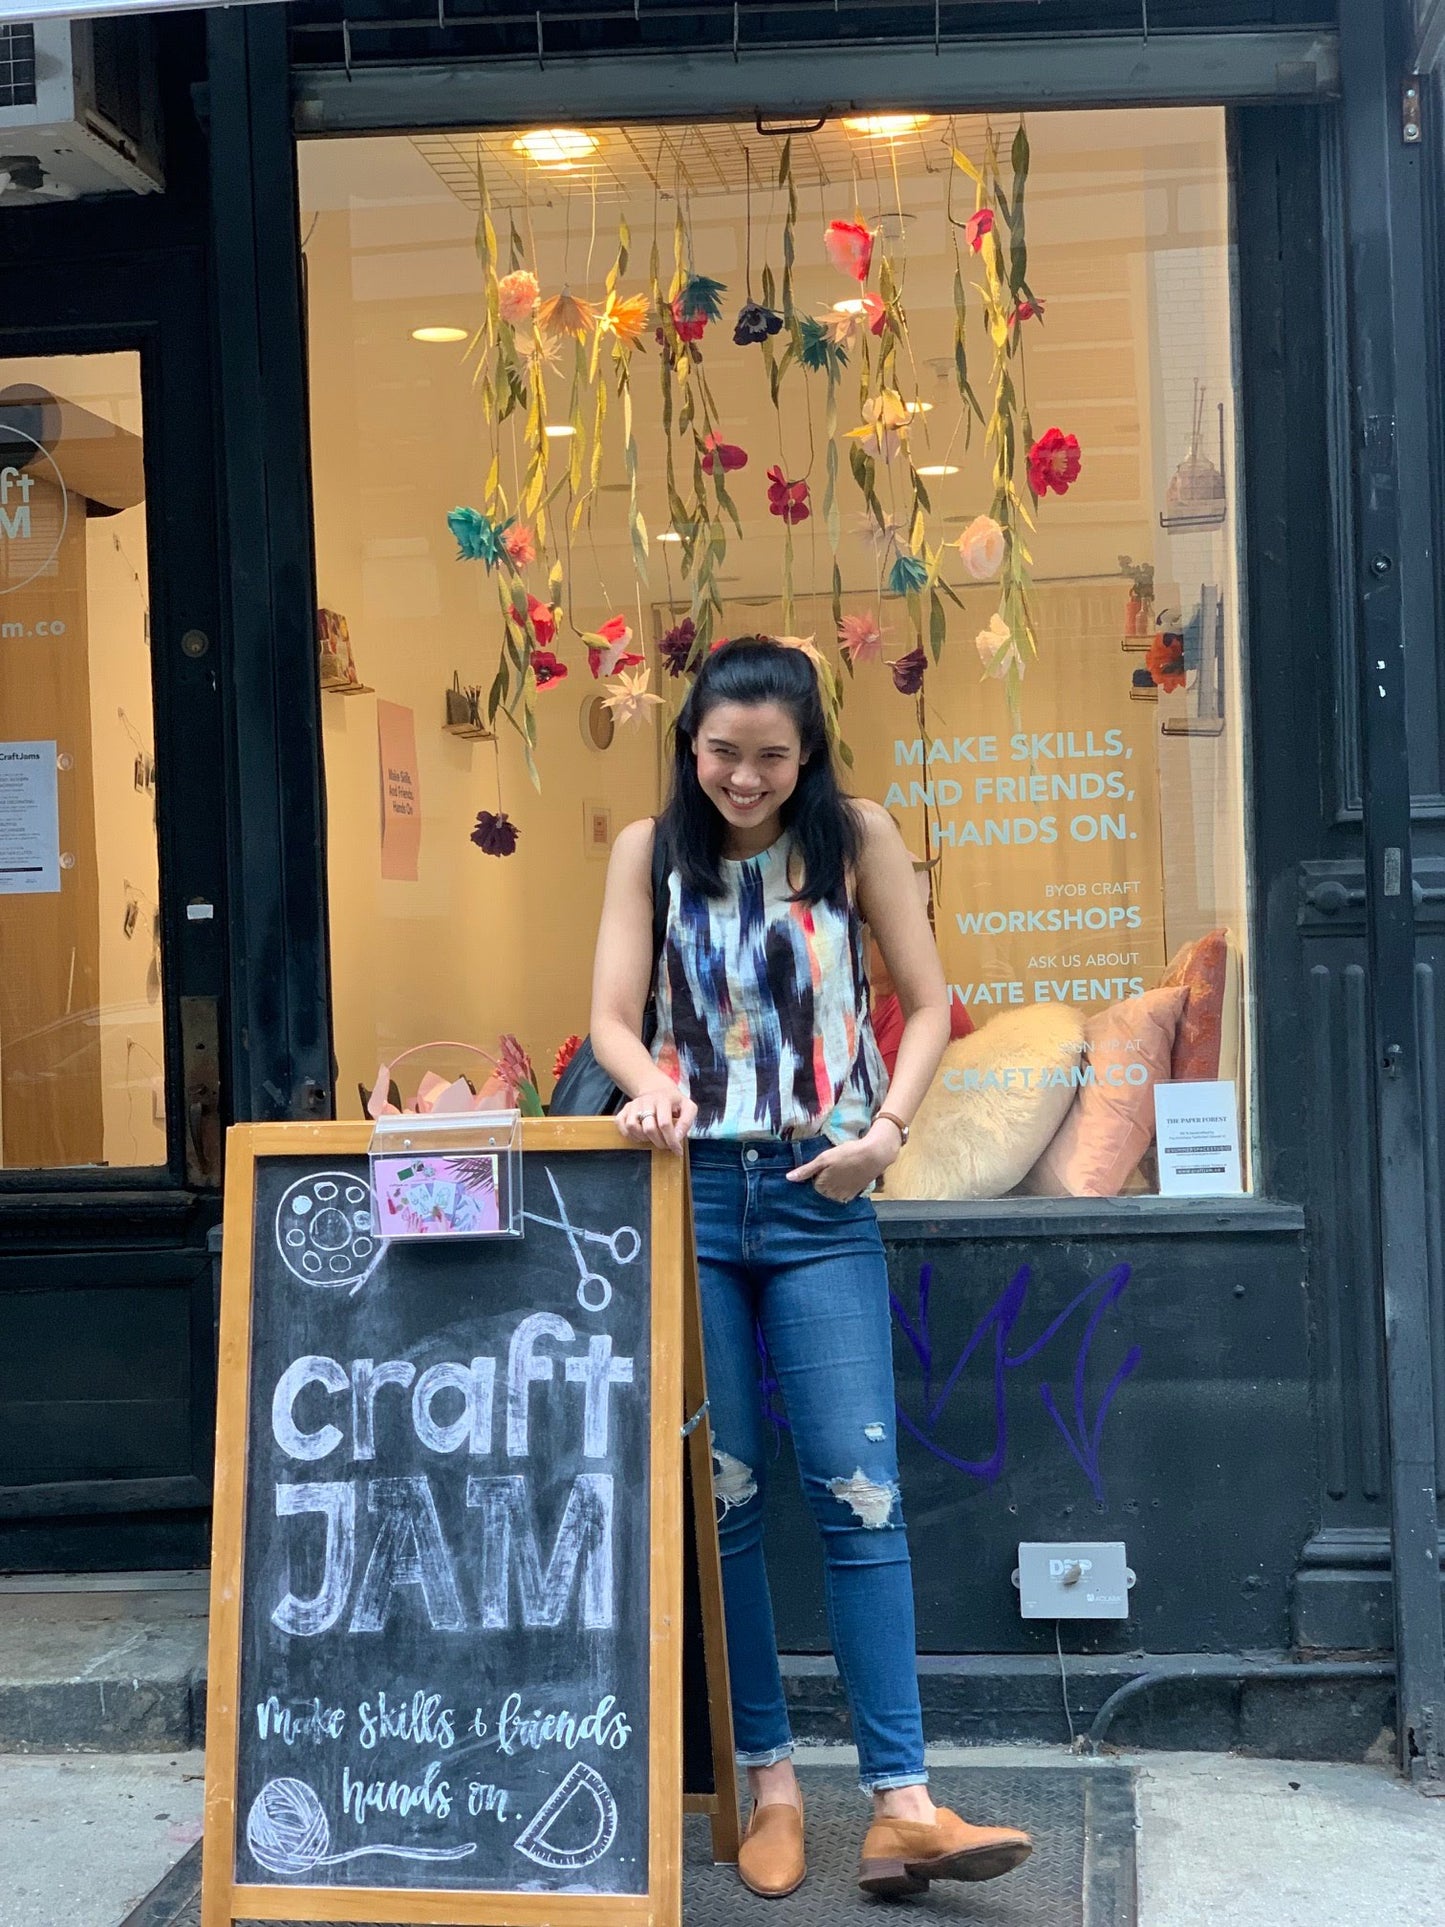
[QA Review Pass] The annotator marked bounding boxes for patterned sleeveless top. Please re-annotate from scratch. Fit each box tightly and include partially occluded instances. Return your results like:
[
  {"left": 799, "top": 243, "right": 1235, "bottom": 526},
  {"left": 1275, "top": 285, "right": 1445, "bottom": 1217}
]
[{"left": 651, "top": 833, "right": 886, "bottom": 1143}]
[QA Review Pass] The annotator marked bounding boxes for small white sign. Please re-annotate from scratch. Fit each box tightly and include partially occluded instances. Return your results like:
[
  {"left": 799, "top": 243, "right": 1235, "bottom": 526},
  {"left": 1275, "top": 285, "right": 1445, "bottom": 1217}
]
[
  {"left": 1153, "top": 1078, "right": 1243, "bottom": 1196},
  {"left": 0, "top": 740, "right": 60, "bottom": 895}
]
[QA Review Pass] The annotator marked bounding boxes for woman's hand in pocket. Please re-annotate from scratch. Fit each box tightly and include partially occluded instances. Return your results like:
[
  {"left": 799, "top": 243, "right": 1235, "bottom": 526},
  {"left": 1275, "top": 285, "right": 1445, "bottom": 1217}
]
[
  {"left": 787, "top": 1122, "right": 901, "bottom": 1203},
  {"left": 616, "top": 1083, "right": 697, "bottom": 1155}
]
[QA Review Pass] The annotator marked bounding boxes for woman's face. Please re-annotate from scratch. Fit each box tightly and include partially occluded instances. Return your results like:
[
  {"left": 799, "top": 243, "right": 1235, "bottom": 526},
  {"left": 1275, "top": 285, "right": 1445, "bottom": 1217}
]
[{"left": 692, "top": 699, "right": 807, "bottom": 838}]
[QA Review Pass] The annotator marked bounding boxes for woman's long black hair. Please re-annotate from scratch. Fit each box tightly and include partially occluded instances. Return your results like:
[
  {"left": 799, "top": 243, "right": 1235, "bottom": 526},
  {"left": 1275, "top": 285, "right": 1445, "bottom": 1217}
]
[{"left": 657, "top": 637, "right": 861, "bottom": 905}]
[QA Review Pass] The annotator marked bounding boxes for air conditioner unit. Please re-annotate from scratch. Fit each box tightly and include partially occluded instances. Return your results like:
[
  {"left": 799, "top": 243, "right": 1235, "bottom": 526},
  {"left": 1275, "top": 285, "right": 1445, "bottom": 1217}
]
[{"left": 0, "top": 16, "right": 162, "bottom": 203}]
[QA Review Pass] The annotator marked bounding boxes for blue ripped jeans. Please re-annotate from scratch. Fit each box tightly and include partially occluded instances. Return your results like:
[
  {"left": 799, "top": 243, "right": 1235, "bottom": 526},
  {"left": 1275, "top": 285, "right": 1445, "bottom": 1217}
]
[{"left": 689, "top": 1136, "right": 928, "bottom": 1793}]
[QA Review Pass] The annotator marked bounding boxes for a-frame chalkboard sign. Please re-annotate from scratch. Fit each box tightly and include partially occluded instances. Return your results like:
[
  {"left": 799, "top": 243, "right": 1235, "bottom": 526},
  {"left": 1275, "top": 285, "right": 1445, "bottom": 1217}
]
[{"left": 202, "top": 1119, "right": 737, "bottom": 1927}]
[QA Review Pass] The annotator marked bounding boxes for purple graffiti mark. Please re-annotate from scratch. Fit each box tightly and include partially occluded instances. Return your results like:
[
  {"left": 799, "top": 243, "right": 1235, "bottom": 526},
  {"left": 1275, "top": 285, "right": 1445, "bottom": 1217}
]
[{"left": 889, "top": 1261, "right": 1141, "bottom": 1503}]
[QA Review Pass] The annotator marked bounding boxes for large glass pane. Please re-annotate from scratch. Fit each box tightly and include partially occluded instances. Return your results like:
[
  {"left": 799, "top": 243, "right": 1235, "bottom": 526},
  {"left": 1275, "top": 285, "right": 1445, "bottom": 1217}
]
[
  {"left": 301, "top": 109, "right": 1251, "bottom": 1200},
  {"left": 0, "top": 352, "right": 164, "bottom": 1169}
]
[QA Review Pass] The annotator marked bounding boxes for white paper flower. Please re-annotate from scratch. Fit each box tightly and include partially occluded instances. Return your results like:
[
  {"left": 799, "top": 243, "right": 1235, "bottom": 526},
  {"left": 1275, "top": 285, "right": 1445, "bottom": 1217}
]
[{"left": 958, "top": 514, "right": 1006, "bottom": 580}]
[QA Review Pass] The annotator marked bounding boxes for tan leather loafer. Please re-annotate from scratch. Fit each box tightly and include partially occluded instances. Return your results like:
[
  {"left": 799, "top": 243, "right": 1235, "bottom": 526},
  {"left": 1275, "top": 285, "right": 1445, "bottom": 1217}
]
[
  {"left": 858, "top": 1805, "right": 1032, "bottom": 1897},
  {"left": 738, "top": 1798, "right": 806, "bottom": 1897}
]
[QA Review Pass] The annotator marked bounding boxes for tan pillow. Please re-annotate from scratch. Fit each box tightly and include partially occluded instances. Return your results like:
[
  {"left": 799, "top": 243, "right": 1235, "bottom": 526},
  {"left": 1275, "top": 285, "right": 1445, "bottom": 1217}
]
[
  {"left": 888, "top": 1004, "right": 1087, "bottom": 1200},
  {"left": 1023, "top": 986, "right": 1187, "bottom": 1198}
]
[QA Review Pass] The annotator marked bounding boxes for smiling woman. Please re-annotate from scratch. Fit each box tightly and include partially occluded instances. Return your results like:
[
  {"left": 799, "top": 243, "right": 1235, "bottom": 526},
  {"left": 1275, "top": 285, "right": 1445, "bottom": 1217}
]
[{"left": 299, "top": 104, "right": 1252, "bottom": 1204}]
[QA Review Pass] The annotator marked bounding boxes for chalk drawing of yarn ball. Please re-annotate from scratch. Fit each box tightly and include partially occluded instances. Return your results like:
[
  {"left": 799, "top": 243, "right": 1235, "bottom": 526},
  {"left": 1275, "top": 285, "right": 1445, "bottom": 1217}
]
[{"left": 246, "top": 1776, "right": 331, "bottom": 1875}]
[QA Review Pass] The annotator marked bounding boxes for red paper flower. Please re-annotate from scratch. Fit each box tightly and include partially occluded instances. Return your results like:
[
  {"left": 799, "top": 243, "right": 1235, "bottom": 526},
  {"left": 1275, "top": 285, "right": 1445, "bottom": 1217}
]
[
  {"left": 497, "top": 1032, "right": 536, "bottom": 1099},
  {"left": 1146, "top": 634, "right": 1186, "bottom": 693},
  {"left": 862, "top": 292, "right": 889, "bottom": 337},
  {"left": 702, "top": 432, "right": 748, "bottom": 475},
  {"left": 824, "top": 219, "right": 875, "bottom": 283},
  {"left": 1009, "top": 297, "right": 1045, "bottom": 327},
  {"left": 709, "top": 636, "right": 732, "bottom": 652},
  {"left": 965, "top": 207, "right": 995, "bottom": 253},
  {"left": 531, "top": 648, "right": 568, "bottom": 688},
  {"left": 669, "top": 297, "right": 708, "bottom": 343},
  {"left": 659, "top": 617, "right": 697, "bottom": 677},
  {"left": 553, "top": 1034, "right": 582, "bottom": 1080},
  {"left": 587, "top": 613, "right": 645, "bottom": 679},
  {"left": 502, "top": 522, "right": 537, "bottom": 566},
  {"left": 526, "top": 592, "right": 556, "bottom": 647},
  {"left": 766, "top": 465, "right": 811, "bottom": 525},
  {"left": 889, "top": 646, "right": 928, "bottom": 695},
  {"left": 1028, "top": 427, "right": 1082, "bottom": 498}
]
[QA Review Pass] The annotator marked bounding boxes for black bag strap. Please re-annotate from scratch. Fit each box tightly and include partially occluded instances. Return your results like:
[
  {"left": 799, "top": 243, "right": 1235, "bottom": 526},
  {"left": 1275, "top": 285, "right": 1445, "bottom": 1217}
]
[{"left": 648, "top": 818, "right": 670, "bottom": 980}]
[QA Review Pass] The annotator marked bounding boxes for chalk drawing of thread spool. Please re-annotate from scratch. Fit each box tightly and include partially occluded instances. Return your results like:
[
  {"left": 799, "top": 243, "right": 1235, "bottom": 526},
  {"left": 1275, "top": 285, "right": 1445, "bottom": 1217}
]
[
  {"left": 275, "top": 1172, "right": 383, "bottom": 1293},
  {"left": 245, "top": 1777, "right": 477, "bottom": 1877},
  {"left": 513, "top": 1762, "right": 618, "bottom": 1871}
]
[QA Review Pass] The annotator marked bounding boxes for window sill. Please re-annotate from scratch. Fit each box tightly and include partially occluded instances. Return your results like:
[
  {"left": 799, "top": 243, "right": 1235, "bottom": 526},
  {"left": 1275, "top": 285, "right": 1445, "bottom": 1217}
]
[{"left": 873, "top": 1194, "right": 1304, "bottom": 1239}]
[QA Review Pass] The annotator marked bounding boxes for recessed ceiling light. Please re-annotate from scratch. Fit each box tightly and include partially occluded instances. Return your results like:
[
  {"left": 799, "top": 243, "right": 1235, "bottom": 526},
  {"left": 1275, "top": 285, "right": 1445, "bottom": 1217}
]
[
  {"left": 832, "top": 298, "right": 865, "bottom": 315},
  {"left": 512, "top": 127, "right": 599, "bottom": 165},
  {"left": 905, "top": 400, "right": 935, "bottom": 415},
  {"left": 412, "top": 325, "right": 468, "bottom": 343},
  {"left": 841, "top": 114, "right": 933, "bottom": 139},
  {"left": 916, "top": 464, "right": 959, "bottom": 477},
  {"left": 658, "top": 530, "right": 683, "bottom": 543},
  {"left": 543, "top": 423, "right": 577, "bottom": 439}
]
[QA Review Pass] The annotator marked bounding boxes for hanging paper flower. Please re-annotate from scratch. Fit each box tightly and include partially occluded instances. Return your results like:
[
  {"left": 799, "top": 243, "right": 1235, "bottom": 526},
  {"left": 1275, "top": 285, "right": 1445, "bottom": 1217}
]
[
  {"left": 886, "top": 550, "right": 929, "bottom": 597},
  {"left": 975, "top": 613, "right": 1022, "bottom": 681},
  {"left": 497, "top": 1033, "right": 537, "bottom": 1102},
  {"left": 957, "top": 514, "right": 1006, "bottom": 580},
  {"left": 850, "top": 390, "right": 911, "bottom": 462},
  {"left": 965, "top": 208, "right": 995, "bottom": 254},
  {"left": 597, "top": 289, "right": 649, "bottom": 347},
  {"left": 676, "top": 273, "right": 727, "bottom": 324},
  {"left": 662, "top": 300, "right": 708, "bottom": 346},
  {"left": 530, "top": 648, "right": 569, "bottom": 689},
  {"left": 1028, "top": 427, "right": 1082, "bottom": 498},
  {"left": 824, "top": 218, "right": 875, "bottom": 283},
  {"left": 702, "top": 432, "right": 748, "bottom": 475},
  {"left": 853, "top": 511, "right": 905, "bottom": 555},
  {"left": 1146, "top": 633, "right": 1186, "bottom": 693},
  {"left": 733, "top": 300, "right": 783, "bottom": 346},
  {"left": 538, "top": 289, "right": 597, "bottom": 343},
  {"left": 658, "top": 617, "right": 697, "bottom": 677},
  {"left": 525, "top": 592, "right": 557, "bottom": 647},
  {"left": 603, "top": 664, "right": 665, "bottom": 726},
  {"left": 889, "top": 646, "right": 928, "bottom": 695},
  {"left": 497, "top": 269, "right": 540, "bottom": 327},
  {"left": 502, "top": 523, "right": 537, "bottom": 567},
  {"left": 448, "top": 505, "right": 515, "bottom": 569},
  {"left": 553, "top": 1034, "right": 582, "bottom": 1080},
  {"left": 837, "top": 611, "right": 886, "bottom": 664},
  {"left": 800, "top": 315, "right": 849, "bottom": 371},
  {"left": 1009, "top": 296, "right": 1045, "bottom": 327},
  {"left": 862, "top": 292, "right": 889, "bottom": 337},
  {"left": 766, "top": 465, "right": 811, "bottom": 524},
  {"left": 776, "top": 635, "right": 827, "bottom": 678},
  {"left": 585, "top": 614, "right": 644, "bottom": 679},
  {"left": 820, "top": 309, "right": 858, "bottom": 349},
  {"left": 709, "top": 636, "right": 732, "bottom": 652},
  {"left": 470, "top": 808, "right": 520, "bottom": 857}
]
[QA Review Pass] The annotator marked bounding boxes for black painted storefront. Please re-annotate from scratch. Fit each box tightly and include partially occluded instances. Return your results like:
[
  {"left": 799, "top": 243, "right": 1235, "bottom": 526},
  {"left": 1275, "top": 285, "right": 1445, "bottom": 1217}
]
[{"left": 0, "top": 1, "right": 1442, "bottom": 1772}]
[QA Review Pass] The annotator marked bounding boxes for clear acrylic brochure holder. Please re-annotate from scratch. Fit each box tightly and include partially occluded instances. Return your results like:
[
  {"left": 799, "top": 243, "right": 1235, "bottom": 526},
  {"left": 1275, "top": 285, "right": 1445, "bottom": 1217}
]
[{"left": 368, "top": 1109, "right": 523, "bottom": 1241}]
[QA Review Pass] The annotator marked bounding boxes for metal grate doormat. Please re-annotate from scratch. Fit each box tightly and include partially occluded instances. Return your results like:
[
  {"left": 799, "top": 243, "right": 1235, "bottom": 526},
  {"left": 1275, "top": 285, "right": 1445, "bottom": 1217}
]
[{"left": 118, "top": 1765, "right": 1135, "bottom": 1927}]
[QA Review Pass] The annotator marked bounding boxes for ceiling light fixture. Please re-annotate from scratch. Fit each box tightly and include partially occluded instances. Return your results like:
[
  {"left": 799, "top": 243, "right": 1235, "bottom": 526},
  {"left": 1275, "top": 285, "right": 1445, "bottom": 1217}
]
[
  {"left": 512, "top": 127, "right": 599, "bottom": 165},
  {"left": 658, "top": 530, "right": 683, "bottom": 543},
  {"left": 841, "top": 114, "right": 933, "bottom": 139},
  {"left": 905, "top": 400, "right": 935, "bottom": 415},
  {"left": 543, "top": 423, "right": 577, "bottom": 439},
  {"left": 411, "top": 325, "right": 468, "bottom": 343},
  {"left": 916, "top": 464, "right": 959, "bottom": 477},
  {"left": 832, "top": 298, "right": 865, "bottom": 316}
]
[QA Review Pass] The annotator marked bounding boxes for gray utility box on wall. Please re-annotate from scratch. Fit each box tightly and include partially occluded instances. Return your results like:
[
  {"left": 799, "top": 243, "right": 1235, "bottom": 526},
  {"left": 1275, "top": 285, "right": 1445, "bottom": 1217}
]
[
  {"left": 0, "top": 15, "right": 162, "bottom": 202},
  {"left": 1016, "top": 1542, "right": 1134, "bottom": 1620}
]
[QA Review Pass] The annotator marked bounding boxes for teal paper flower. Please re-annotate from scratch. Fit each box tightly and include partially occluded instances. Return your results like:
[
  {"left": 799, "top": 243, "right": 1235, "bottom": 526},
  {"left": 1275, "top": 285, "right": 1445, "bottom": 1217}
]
[
  {"left": 887, "top": 551, "right": 928, "bottom": 596},
  {"left": 676, "top": 273, "right": 727, "bottom": 324},
  {"left": 447, "top": 506, "right": 515, "bottom": 569},
  {"left": 799, "top": 315, "right": 847, "bottom": 373}
]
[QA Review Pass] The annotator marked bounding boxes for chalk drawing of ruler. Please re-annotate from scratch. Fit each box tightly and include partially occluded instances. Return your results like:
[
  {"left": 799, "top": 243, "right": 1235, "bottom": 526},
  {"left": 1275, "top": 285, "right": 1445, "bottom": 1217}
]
[{"left": 521, "top": 1166, "right": 641, "bottom": 1311}]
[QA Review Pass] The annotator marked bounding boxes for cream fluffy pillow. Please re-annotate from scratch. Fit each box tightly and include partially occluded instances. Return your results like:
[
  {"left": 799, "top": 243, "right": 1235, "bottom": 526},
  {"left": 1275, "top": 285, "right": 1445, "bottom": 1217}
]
[{"left": 887, "top": 1004, "right": 1087, "bottom": 1200}]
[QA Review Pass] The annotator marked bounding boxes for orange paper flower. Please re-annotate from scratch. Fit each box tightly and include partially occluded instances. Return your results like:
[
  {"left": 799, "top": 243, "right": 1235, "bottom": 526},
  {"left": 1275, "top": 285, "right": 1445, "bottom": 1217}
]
[
  {"left": 598, "top": 289, "right": 649, "bottom": 347},
  {"left": 538, "top": 289, "right": 597, "bottom": 343}
]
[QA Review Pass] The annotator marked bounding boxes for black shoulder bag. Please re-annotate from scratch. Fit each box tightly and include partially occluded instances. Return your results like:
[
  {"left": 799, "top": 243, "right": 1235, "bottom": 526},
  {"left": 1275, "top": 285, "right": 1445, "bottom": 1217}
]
[{"left": 548, "top": 826, "right": 670, "bottom": 1116}]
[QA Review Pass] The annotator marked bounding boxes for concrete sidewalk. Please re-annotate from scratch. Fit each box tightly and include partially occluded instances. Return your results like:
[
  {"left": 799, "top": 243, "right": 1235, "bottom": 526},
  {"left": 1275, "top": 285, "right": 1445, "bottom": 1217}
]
[{"left": 2, "top": 1743, "right": 1442, "bottom": 1927}]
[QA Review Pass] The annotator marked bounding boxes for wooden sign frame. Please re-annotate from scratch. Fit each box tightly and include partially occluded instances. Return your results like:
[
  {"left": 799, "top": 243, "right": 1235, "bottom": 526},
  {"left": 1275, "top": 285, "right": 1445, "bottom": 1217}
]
[{"left": 202, "top": 1118, "right": 737, "bottom": 1927}]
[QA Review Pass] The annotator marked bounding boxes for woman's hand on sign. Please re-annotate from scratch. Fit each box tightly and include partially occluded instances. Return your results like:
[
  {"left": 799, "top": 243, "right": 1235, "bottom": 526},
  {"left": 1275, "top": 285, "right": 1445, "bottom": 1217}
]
[
  {"left": 788, "top": 1120, "right": 902, "bottom": 1203},
  {"left": 617, "top": 1082, "right": 697, "bottom": 1155}
]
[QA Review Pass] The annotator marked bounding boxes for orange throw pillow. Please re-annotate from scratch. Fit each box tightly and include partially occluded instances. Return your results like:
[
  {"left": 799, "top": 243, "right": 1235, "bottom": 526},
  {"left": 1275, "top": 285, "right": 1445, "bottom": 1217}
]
[
  {"left": 1159, "top": 929, "right": 1228, "bottom": 1081},
  {"left": 1023, "top": 986, "right": 1187, "bottom": 1198}
]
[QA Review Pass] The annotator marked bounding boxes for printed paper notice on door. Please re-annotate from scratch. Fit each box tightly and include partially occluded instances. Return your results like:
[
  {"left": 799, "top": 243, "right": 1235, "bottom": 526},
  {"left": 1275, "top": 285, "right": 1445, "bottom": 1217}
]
[
  {"left": 376, "top": 701, "right": 421, "bottom": 882},
  {"left": 0, "top": 740, "right": 60, "bottom": 895},
  {"left": 1153, "top": 1079, "right": 1243, "bottom": 1196}
]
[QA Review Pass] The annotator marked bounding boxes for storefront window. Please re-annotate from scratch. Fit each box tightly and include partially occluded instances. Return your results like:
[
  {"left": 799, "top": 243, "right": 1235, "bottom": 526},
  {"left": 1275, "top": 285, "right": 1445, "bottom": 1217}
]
[
  {"left": 0, "top": 352, "right": 163, "bottom": 1170},
  {"left": 299, "top": 107, "right": 1251, "bottom": 1201}
]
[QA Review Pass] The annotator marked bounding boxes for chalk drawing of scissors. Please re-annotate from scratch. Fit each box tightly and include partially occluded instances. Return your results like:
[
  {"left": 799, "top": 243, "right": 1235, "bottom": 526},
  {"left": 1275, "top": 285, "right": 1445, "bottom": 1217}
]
[{"left": 522, "top": 1166, "right": 641, "bottom": 1312}]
